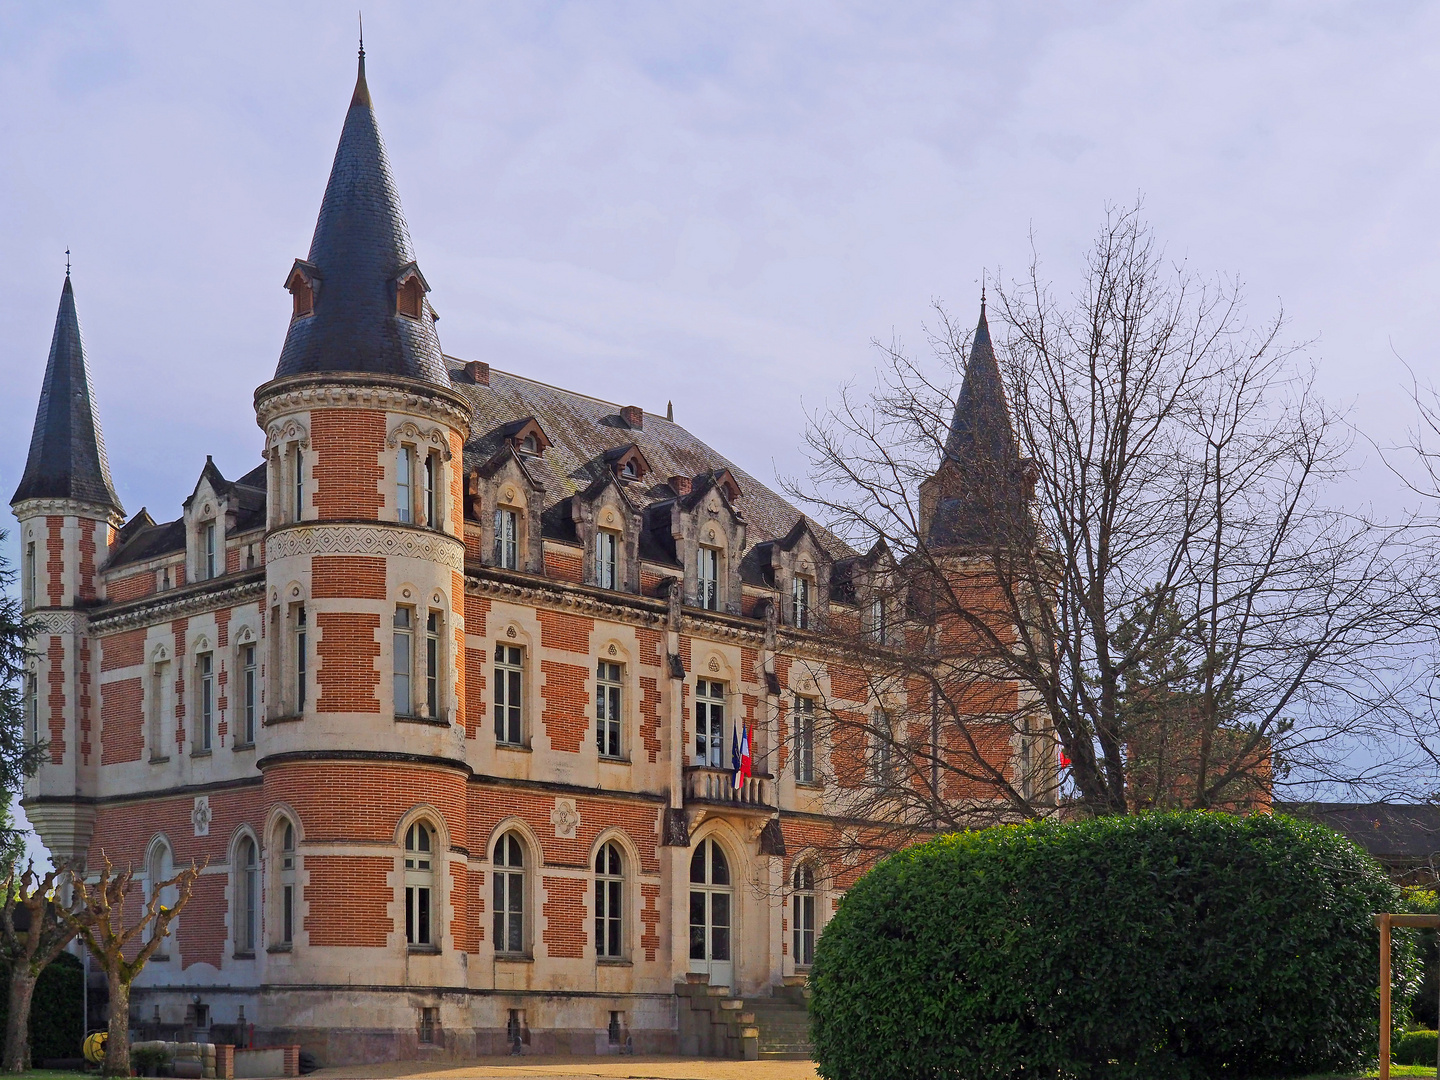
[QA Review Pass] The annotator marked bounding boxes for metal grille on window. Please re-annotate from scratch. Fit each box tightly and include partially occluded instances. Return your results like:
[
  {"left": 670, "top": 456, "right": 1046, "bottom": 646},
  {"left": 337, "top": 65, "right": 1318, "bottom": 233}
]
[
  {"left": 695, "top": 680, "right": 725, "bottom": 767},
  {"left": 596, "top": 661, "right": 623, "bottom": 758},
  {"left": 405, "top": 822, "right": 434, "bottom": 946},
  {"left": 494, "top": 833, "right": 525, "bottom": 955},
  {"left": 494, "top": 645, "right": 523, "bottom": 745},
  {"left": 595, "top": 841, "right": 623, "bottom": 958}
]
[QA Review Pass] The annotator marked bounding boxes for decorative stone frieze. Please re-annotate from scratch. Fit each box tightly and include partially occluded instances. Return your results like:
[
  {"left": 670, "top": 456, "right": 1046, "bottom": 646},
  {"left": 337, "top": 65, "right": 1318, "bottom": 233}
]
[
  {"left": 11, "top": 497, "right": 125, "bottom": 528},
  {"left": 254, "top": 374, "right": 472, "bottom": 434},
  {"left": 266, "top": 524, "right": 464, "bottom": 571},
  {"left": 88, "top": 579, "right": 266, "bottom": 634}
]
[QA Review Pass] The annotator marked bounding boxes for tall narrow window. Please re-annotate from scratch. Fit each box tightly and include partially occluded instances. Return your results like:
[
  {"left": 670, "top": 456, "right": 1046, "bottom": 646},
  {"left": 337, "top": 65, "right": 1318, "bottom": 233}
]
[
  {"left": 595, "top": 841, "right": 623, "bottom": 958},
  {"left": 150, "top": 660, "right": 170, "bottom": 760},
  {"left": 198, "top": 653, "right": 214, "bottom": 751},
  {"left": 792, "top": 576, "right": 811, "bottom": 629},
  {"left": 294, "top": 606, "right": 307, "bottom": 711},
  {"left": 872, "top": 708, "right": 893, "bottom": 782},
  {"left": 494, "top": 834, "right": 526, "bottom": 955},
  {"left": 494, "top": 644, "right": 523, "bottom": 745},
  {"left": 292, "top": 446, "right": 304, "bottom": 522},
  {"left": 204, "top": 522, "right": 217, "bottom": 579},
  {"left": 397, "top": 446, "right": 414, "bottom": 524},
  {"left": 794, "top": 696, "right": 815, "bottom": 784},
  {"left": 23, "top": 543, "right": 35, "bottom": 608},
  {"left": 279, "top": 821, "right": 296, "bottom": 946},
  {"left": 24, "top": 672, "right": 37, "bottom": 746},
  {"left": 868, "top": 596, "right": 886, "bottom": 642},
  {"left": 405, "top": 822, "right": 435, "bottom": 946},
  {"left": 393, "top": 608, "right": 413, "bottom": 716},
  {"left": 695, "top": 680, "right": 725, "bottom": 767},
  {"left": 596, "top": 661, "right": 623, "bottom": 759},
  {"left": 241, "top": 644, "right": 257, "bottom": 745},
  {"left": 494, "top": 509, "right": 519, "bottom": 569},
  {"left": 425, "top": 611, "right": 441, "bottom": 718},
  {"left": 697, "top": 547, "right": 719, "bottom": 610},
  {"left": 147, "top": 841, "right": 176, "bottom": 950},
  {"left": 423, "top": 453, "right": 437, "bottom": 527},
  {"left": 792, "top": 864, "right": 816, "bottom": 968},
  {"left": 595, "top": 530, "right": 618, "bottom": 590},
  {"left": 236, "top": 837, "right": 257, "bottom": 954}
]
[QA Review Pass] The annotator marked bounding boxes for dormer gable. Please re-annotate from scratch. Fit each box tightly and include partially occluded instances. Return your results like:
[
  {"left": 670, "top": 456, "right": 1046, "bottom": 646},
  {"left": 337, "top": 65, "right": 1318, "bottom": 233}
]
[
  {"left": 757, "top": 517, "right": 833, "bottom": 629},
  {"left": 494, "top": 417, "right": 551, "bottom": 456},
  {"left": 604, "top": 443, "right": 652, "bottom": 482},
  {"left": 471, "top": 445, "right": 546, "bottom": 574},
  {"left": 571, "top": 472, "right": 643, "bottom": 592},
  {"left": 394, "top": 261, "right": 431, "bottom": 321},
  {"left": 679, "top": 468, "right": 744, "bottom": 513},
  {"left": 284, "top": 260, "right": 320, "bottom": 319},
  {"left": 182, "top": 457, "right": 234, "bottom": 582}
]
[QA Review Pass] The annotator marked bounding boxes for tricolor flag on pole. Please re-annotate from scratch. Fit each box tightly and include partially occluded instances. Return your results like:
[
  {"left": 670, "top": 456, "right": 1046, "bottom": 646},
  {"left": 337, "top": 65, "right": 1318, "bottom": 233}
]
[{"left": 732, "top": 725, "right": 752, "bottom": 790}]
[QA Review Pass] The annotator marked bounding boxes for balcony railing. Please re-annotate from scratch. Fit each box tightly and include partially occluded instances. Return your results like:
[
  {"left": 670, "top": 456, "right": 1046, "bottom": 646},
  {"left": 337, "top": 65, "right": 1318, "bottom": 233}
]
[{"left": 683, "top": 765, "right": 772, "bottom": 809}]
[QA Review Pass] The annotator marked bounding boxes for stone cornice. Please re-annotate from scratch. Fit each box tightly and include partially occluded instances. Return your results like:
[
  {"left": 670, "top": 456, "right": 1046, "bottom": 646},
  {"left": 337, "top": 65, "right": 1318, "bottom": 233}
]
[
  {"left": 254, "top": 373, "right": 473, "bottom": 433},
  {"left": 266, "top": 521, "right": 464, "bottom": 572},
  {"left": 11, "top": 498, "right": 125, "bottom": 528},
  {"left": 88, "top": 575, "right": 266, "bottom": 634},
  {"left": 468, "top": 573, "right": 669, "bottom": 630}
]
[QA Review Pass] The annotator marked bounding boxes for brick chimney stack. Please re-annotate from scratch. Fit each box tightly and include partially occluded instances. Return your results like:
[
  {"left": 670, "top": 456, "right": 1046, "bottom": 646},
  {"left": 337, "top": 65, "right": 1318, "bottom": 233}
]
[{"left": 620, "top": 405, "right": 644, "bottom": 430}]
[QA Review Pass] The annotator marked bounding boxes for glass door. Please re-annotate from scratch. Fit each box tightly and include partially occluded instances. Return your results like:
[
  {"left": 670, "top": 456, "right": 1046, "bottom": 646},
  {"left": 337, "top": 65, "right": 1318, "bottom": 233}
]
[{"left": 687, "top": 837, "right": 733, "bottom": 988}]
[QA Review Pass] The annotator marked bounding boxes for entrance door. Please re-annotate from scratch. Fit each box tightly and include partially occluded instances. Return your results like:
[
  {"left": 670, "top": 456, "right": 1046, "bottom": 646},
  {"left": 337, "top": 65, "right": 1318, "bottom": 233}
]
[{"left": 688, "top": 838, "right": 733, "bottom": 989}]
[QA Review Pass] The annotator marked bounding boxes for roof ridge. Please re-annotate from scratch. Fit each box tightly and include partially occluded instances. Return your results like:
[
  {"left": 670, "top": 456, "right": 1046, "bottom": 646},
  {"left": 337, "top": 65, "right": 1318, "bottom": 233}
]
[{"left": 446, "top": 355, "right": 668, "bottom": 423}]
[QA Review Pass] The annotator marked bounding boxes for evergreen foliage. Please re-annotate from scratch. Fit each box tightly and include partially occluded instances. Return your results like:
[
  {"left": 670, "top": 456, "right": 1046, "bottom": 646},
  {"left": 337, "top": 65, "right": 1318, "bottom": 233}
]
[
  {"left": 810, "top": 812, "right": 1415, "bottom": 1080},
  {"left": 0, "top": 950, "right": 82, "bottom": 1061}
]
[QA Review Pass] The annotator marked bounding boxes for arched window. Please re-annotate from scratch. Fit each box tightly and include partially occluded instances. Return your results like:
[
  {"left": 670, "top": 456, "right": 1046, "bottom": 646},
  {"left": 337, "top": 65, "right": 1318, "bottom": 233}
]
[
  {"left": 276, "top": 820, "right": 297, "bottom": 947},
  {"left": 404, "top": 822, "right": 437, "bottom": 947},
  {"left": 147, "top": 839, "right": 176, "bottom": 953},
  {"left": 494, "top": 833, "right": 526, "bottom": 956},
  {"left": 792, "top": 864, "right": 816, "bottom": 968},
  {"left": 688, "top": 837, "right": 732, "bottom": 986},
  {"left": 594, "top": 841, "right": 623, "bottom": 958},
  {"left": 234, "top": 837, "right": 258, "bottom": 954}
]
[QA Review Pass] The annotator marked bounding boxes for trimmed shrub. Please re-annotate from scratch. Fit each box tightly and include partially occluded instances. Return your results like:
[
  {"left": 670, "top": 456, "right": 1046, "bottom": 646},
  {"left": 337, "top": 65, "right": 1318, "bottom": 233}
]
[
  {"left": 1396, "top": 1029, "right": 1438, "bottom": 1065},
  {"left": 0, "top": 951, "right": 84, "bottom": 1063},
  {"left": 810, "top": 812, "right": 1416, "bottom": 1080}
]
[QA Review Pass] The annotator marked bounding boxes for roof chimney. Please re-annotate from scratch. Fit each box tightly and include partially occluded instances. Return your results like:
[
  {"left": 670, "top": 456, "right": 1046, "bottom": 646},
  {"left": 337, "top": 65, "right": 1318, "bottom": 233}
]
[
  {"left": 465, "top": 360, "right": 489, "bottom": 385},
  {"left": 620, "top": 405, "right": 644, "bottom": 430},
  {"left": 669, "top": 475, "right": 692, "bottom": 496}
]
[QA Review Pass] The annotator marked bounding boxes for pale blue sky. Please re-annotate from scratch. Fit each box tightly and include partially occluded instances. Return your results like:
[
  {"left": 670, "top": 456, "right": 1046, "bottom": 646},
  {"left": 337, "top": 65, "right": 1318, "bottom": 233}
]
[{"left": 5, "top": 2, "right": 1440, "bottom": 861}]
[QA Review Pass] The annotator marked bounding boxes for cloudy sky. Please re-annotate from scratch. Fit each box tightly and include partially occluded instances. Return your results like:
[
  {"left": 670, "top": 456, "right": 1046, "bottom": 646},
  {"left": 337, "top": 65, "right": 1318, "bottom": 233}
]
[{"left": 4, "top": 1, "right": 1440, "bottom": 857}]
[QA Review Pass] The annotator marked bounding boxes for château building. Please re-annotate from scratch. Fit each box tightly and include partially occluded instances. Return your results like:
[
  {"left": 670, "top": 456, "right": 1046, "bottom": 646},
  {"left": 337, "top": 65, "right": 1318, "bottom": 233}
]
[{"left": 14, "top": 47, "right": 1028, "bottom": 1064}]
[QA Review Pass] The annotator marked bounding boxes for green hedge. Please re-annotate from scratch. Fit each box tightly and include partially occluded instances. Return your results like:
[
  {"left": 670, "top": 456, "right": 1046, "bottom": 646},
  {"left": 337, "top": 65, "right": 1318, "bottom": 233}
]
[
  {"left": 0, "top": 951, "right": 84, "bottom": 1063},
  {"left": 810, "top": 812, "right": 1416, "bottom": 1080},
  {"left": 1396, "top": 1029, "right": 1438, "bottom": 1065}
]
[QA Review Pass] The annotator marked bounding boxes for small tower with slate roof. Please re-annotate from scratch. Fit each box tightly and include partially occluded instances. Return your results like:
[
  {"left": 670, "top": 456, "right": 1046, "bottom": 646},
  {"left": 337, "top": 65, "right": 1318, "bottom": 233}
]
[
  {"left": 251, "top": 43, "right": 474, "bottom": 938},
  {"left": 11, "top": 271, "right": 125, "bottom": 864},
  {"left": 918, "top": 298, "right": 1031, "bottom": 550}
]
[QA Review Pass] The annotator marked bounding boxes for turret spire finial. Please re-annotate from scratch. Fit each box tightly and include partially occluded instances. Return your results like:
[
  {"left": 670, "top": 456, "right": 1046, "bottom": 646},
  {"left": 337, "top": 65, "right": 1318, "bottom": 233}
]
[
  {"left": 358, "top": 11, "right": 364, "bottom": 57},
  {"left": 65, "top": 248, "right": 70, "bottom": 277}
]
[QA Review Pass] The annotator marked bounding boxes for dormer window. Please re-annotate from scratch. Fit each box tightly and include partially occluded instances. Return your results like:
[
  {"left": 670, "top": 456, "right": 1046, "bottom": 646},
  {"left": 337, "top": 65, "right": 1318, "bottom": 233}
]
[
  {"left": 203, "top": 522, "right": 218, "bottom": 580},
  {"left": 398, "top": 277, "right": 424, "bottom": 320},
  {"left": 605, "top": 444, "right": 651, "bottom": 482},
  {"left": 520, "top": 434, "right": 538, "bottom": 455},
  {"left": 622, "top": 460, "right": 637, "bottom": 479},
  {"left": 285, "top": 263, "right": 317, "bottom": 319},
  {"left": 792, "top": 575, "right": 812, "bottom": 630},
  {"left": 595, "top": 530, "right": 619, "bottom": 590}
]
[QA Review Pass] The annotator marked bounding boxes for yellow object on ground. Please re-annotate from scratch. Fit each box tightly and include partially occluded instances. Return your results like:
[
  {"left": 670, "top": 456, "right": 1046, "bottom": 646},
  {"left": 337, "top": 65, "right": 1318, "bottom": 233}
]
[
  {"left": 310, "top": 1055, "right": 819, "bottom": 1080},
  {"left": 82, "top": 1030, "right": 107, "bottom": 1064}
]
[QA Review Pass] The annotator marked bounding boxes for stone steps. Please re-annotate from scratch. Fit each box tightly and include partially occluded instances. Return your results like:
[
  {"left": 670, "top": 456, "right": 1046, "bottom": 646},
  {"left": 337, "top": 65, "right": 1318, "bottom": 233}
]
[{"left": 743, "top": 997, "right": 812, "bottom": 1061}]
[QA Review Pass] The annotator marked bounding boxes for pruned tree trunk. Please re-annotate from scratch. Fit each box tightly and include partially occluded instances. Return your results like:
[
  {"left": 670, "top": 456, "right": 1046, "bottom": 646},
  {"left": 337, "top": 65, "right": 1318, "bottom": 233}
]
[
  {"left": 2, "top": 965, "right": 35, "bottom": 1073},
  {"left": 103, "top": 965, "right": 129, "bottom": 1078}
]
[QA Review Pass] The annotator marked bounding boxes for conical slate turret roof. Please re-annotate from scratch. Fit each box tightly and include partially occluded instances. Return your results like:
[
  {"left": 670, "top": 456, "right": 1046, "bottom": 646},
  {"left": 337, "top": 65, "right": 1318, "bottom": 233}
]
[
  {"left": 273, "top": 49, "right": 449, "bottom": 385},
  {"left": 928, "top": 300, "right": 1027, "bottom": 547},
  {"left": 944, "top": 301, "right": 1017, "bottom": 468},
  {"left": 12, "top": 274, "right": 122, "bottom": 514}
]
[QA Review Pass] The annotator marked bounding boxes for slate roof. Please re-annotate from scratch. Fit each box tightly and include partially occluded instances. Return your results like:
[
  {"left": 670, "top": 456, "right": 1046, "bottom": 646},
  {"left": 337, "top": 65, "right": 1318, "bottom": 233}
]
[
  {"left": 11, "top": 275, "right": 122, "bottom": 513},
  {"left": 450, "top": 360, "right": 852, "bottom": 566},
  {"left": 1278, "top": 802, "right": 1440, "bottom": 863},
  {"left": 108, "top": 461, "right": 267, "bottom": 570},
  {"left": 272, "top": 49, "right": 449, "bottom": 386},
  {"left": 929, "top": 302, "right": 1029, "bottom": 548}
]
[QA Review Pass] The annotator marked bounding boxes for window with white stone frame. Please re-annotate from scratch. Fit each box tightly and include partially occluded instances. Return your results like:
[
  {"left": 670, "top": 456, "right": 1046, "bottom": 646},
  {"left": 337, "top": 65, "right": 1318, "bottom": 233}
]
[
  {"left": 494, "top": 644, "right": 524, "bottom": 746},
  {"left": 274, "top": 818, "right": 297, "bottom": 948},
  {"left": 24, "top": 670, "right": 37, "bottom": 747},
  {"left": 195, "top": 652, "right": 214, "bottom": 753},
  {"left": 234, "top": 836, "right": 258, "bottom": 956},
  {"left": 596, "top": 661, "right": 623, "bottom": 759},
  {"left": 149, "top": 656, "right": 171, "bottom": 761},
  {"left": 792, "top": 863, "right": 817, "bottom": 968},
  {"left": 404, "top": 821, "right": 438, "bottom": 948},
  {"left": 493, "top": 507, "right": 519, "bottom": 569},
  {"left": 240, "top": 643, "right": 257, "bottom": 746},
  {"left": 794, "top": 696, "right": 816, "bottom": 784},
  {"left": 697, "top": 546, "right": 720, "bottom": 610},
  {"left": 426, "top": 611, "right": 442, "bottom": 719},
  {"left": 393, "top": 607, "right": 414, "bottom": 716},
  {"left": 202, "top": 521, "right": 218, "bottom": 580},
  {"left": 595, "top": 841, "right": 624, "bottom": 959},
  {"left": 595, "top": 529, "right": 619, "bottom": 590},
  {"left": 792, "top": 575, "right": 812, "bottom": 629},
  {"left": 494, "top": 833, "right": 527, "bottom": 956},
  {"left": 397, "top": 444, "right": 415, "bottom": 524}
]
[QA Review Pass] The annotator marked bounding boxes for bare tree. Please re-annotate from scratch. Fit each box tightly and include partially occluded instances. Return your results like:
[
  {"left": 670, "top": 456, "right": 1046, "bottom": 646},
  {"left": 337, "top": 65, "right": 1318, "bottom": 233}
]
[
  {"left": 62, "top": 853, "right": 204, "bottom": 1078},
  {"left": 790, "top": 204, "right": 1434, "bottom": 859},
  {"left": 0, "top": 862, "right": 78, "bottom": 1073}
]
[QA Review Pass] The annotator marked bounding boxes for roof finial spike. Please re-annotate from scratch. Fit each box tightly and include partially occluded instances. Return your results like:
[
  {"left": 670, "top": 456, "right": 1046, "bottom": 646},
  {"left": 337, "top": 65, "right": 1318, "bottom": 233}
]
[
  {"left": 980, "top": 273, "right": 986, "bottom": 315},
  {"left": 65, "top": 248, "right": 71, "bottom": 277},
  {"left": 358, "top": 10, "right": 364, "bottom": 57},
  {"left": 666, "top": 400, "right": 674, "bottom": 422}
]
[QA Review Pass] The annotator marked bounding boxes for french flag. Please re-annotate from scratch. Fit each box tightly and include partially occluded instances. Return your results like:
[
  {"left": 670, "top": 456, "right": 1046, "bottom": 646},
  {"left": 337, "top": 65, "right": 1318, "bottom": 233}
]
[{"left": 732, "top": 725, "right": 752, "bottom": 790}]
